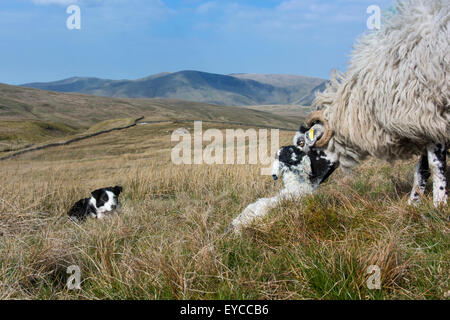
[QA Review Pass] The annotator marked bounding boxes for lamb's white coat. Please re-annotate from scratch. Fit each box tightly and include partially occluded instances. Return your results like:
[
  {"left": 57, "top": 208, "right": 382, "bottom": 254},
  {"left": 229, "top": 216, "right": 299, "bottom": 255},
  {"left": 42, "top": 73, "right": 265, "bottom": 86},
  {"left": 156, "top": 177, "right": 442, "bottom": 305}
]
[{"left": 231, "top": 155, "right": 314, "bottom": 233}]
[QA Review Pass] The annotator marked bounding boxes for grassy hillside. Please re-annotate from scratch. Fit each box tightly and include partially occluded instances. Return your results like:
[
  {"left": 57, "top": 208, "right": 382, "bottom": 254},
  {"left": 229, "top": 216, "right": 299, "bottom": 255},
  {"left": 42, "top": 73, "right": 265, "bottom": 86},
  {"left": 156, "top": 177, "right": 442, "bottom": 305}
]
[
  {"left": 21, "top": 71, "right": 327, "bottom": 106},
  {"left": 0, "top": 120, "right": 79, "bottom": 152},
  {"left": 0, "top": 123, "right": 448, "bottom": 299},
  {"left": 244, "top": 104, "right": 313, "bottom": 124},
  {"left": 0, "top": 83, "right": 301, "bottom": 151},
  {"left": 0, "top": 83, "right": 299, "bottom": 127}
]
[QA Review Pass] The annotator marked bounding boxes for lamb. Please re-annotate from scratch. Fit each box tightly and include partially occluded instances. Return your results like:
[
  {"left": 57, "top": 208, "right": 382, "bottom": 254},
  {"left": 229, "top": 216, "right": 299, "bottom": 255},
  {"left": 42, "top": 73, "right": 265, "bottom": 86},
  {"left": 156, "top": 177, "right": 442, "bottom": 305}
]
[
  {"left": 294, "top": 0, "right": 449, "bottom": 206},
  {"left": 231, "top": 145, "right": 338, "bottom": 233}
]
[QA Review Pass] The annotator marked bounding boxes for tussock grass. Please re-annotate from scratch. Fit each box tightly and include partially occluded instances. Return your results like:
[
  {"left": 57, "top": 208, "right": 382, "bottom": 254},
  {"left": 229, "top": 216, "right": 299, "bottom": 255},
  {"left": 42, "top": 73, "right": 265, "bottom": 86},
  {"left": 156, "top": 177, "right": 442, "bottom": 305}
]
[{"left": 0, "top": 124, "right": 448, "bottom": 299}]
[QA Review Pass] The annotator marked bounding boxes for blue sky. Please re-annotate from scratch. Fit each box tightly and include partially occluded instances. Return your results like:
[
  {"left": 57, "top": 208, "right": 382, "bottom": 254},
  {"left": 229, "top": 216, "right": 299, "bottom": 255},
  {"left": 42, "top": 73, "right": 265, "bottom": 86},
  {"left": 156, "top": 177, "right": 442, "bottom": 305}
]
[{"left": 1, "top": 0, "right": 392, "bottom": 84}]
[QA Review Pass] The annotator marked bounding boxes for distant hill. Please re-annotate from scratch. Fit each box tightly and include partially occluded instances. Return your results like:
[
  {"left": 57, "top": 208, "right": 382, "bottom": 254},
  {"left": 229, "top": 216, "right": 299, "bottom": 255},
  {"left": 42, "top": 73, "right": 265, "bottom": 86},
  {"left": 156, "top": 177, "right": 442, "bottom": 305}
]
[
  {"left": 21, "top": 71, "right": 327, "bottom": 107},
  {"left": 293, "top": 81, "right": 329, "bottom": 106},
  {"left": 230, "top": 73, "right": 325, "bottom": 105}
]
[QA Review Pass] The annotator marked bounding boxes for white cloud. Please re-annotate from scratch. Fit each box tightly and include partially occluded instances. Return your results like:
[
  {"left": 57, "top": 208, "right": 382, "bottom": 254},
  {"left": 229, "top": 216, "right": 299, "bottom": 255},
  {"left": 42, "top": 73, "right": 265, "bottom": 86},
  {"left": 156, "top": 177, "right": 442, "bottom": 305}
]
[
  {"left": 191, "top": 0, "right": 392, "bottom": 38},
  {"left": 29, "top": 0, "right": 120, "bottom": 6},
  {"left": 31, "top": 0, "right": 78, "bottom": 5},
  {"left": 27, "top": 0, "right": 174, "bottom": 28},
  {"left": 196, "top": 1, "right": 217, "bottom": 14}
]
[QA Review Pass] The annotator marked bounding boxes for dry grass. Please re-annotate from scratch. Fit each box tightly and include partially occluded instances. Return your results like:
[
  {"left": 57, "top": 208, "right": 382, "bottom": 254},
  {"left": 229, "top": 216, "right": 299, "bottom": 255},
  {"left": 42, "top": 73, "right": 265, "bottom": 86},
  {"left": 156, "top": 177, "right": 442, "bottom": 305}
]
[
  {"left": 0, "top": 123, "right": 448, "bottom": 299},
  {"left": 244, "top": 104, "right": 313, "bottom": 124}
]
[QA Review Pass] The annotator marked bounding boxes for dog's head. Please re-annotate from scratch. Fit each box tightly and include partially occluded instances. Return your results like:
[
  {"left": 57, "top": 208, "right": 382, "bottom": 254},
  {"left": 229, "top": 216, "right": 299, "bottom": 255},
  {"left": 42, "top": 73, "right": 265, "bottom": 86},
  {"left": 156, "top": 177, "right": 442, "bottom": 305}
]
[
  {"left": 90, "top": 186, "right": 123, "bottom": 215},
  {"left": 272, "top": 146, "right": 311, "bottom": 181}
]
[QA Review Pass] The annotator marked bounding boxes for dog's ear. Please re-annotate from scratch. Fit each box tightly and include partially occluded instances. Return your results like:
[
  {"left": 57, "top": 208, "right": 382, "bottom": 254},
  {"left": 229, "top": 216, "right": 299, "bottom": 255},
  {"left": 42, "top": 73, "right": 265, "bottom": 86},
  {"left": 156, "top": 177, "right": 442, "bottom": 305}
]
[
  {"left": 113, "top": 186, "right": 123, "bottom": 196},
  {"left": 91, "top": 189, "right": 103, "bottom": 200}
]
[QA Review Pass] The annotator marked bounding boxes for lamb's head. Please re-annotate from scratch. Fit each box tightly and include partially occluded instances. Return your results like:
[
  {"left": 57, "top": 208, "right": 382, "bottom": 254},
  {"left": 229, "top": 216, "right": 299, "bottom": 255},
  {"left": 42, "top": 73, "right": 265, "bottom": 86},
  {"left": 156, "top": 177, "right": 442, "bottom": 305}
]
[
  {"left": 272, "top": 146, "right": 312, "bottom": 182},
  {"left": 292, "top": 111, "right": 341, "bottom": 186}
]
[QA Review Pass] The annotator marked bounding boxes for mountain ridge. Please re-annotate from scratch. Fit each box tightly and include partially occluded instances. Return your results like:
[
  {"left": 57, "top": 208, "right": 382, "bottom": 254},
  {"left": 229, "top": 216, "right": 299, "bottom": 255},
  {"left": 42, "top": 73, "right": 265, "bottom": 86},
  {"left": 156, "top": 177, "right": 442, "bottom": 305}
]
[{"left": 22, "top": 70, "right": 327, "bottom": 106}]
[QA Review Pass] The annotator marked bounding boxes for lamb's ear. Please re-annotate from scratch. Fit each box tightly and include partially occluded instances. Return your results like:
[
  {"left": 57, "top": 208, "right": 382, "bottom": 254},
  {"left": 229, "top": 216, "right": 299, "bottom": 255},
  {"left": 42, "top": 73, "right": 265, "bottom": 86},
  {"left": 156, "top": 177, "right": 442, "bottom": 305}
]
[
  {"left": 304, "top": 123, "right": 325, "bottom": 147},
  {"left": 300, "top": 154, "right": 312, "bottom": 176},
  {"left": 293, "top": 131, "right": 305, "bottom": 149},
  {"left": 113, "top": 186, "right": 123, "bottom": 196}
]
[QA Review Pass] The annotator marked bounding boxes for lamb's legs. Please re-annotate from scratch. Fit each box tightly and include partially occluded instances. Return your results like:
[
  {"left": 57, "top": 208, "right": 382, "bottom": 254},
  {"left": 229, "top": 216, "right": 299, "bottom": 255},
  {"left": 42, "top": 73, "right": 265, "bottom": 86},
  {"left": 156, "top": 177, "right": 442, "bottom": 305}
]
[
  {"left": 408, "top": 153, "right": 430, "bottom": 204},
  {"left": 427, "top": 143, "right": 448, "bottom": 206}
]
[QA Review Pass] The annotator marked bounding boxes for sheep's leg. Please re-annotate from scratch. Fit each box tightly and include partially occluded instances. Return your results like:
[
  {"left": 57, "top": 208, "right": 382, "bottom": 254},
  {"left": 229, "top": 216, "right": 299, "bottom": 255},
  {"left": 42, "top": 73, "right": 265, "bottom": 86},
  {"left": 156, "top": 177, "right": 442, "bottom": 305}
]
[
  {"left": 408, "top": 153, "right": 430, "bottom": 204},
  {"left": 427, "top": 143, "right": 448, "bottom": 206}
]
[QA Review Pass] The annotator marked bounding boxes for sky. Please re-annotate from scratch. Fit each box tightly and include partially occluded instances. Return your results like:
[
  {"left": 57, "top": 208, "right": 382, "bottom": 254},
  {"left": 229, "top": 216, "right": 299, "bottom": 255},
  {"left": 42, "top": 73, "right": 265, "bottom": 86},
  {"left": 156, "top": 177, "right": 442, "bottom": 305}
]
[{"left": 0, "top": 0, "right": 393, "bottom": 84}]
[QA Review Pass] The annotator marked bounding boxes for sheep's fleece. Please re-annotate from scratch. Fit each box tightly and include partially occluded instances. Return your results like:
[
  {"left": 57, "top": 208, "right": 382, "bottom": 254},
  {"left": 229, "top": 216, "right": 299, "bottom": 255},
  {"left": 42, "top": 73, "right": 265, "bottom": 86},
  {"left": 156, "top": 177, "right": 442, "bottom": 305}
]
[{"left": 313, "top": 0, "right": 449, "bottom": 171}]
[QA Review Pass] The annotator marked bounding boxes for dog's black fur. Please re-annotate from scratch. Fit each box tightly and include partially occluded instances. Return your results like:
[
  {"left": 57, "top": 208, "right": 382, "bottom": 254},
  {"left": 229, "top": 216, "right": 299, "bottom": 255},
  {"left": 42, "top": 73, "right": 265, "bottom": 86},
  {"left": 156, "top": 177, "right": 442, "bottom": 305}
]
[{"left": 68, "top": 186, "right": 123, "bottom": 222}]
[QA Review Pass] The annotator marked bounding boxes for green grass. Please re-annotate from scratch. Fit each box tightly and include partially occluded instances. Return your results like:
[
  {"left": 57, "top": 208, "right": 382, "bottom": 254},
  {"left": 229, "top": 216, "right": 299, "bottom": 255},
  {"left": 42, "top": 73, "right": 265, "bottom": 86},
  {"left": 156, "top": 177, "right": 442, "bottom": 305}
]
[
  {"left": 84, "top": 118, "right": 137, "bottom": 134},
  {"left": 0, "top": 120, "right": 79, "bottom": 152}
]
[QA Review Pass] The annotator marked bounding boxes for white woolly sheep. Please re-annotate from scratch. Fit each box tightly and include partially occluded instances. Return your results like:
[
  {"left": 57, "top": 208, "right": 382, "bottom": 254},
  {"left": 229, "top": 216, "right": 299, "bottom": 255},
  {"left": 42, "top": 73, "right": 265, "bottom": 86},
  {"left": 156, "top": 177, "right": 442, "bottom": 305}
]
[{"left": 295, "top": 0, "right": 449, "bottom": 206}]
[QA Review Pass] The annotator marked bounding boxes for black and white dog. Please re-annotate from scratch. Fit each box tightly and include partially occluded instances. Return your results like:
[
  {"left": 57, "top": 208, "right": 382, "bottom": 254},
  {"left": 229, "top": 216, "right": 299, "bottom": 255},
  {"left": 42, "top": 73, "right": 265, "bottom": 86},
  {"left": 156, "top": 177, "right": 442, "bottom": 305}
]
[{"left": 68, "top": 186, "right": 123, "bottom": 222}]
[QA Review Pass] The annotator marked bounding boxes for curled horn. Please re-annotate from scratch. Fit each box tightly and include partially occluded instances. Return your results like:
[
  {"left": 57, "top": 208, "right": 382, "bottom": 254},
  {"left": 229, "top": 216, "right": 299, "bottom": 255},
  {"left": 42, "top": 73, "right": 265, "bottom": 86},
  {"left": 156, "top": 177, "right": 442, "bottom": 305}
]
[{"left": 305, "top": 109, "right": 334, "bottom": 148}]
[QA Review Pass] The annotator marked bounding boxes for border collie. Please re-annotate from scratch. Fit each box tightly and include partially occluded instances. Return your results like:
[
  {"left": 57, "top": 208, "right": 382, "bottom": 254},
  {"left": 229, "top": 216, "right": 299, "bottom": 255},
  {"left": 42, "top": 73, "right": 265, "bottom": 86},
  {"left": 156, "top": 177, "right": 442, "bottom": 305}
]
[{"left": 68, "top": 186, "right": 123, "bottom": 222}]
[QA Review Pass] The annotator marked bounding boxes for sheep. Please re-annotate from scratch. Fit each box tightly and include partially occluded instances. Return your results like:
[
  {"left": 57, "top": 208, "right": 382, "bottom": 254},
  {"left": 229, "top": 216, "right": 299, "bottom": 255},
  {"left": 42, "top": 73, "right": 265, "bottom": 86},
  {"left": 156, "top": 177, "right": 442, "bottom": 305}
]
[
  {"left": 294, "top": 0, "right": 449, "bottom": 207},
  {"left": 230, "top": 145, "right": 338, "bottom": 233}
]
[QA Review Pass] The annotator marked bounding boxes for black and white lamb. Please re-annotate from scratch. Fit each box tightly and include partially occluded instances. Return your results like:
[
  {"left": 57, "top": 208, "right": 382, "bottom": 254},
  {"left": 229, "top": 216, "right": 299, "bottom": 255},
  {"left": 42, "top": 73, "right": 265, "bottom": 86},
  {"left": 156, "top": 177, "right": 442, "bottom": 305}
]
[{"left": 231, "top": 145, "right": 338, "bottom": 233}]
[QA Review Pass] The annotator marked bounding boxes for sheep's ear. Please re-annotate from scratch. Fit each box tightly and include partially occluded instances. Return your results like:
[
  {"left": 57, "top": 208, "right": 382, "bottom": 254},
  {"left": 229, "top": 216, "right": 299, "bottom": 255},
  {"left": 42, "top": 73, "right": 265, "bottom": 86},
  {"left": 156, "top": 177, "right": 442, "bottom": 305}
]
[{"left": 304, "top": 123, "right": 325, "bottom": 147}]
